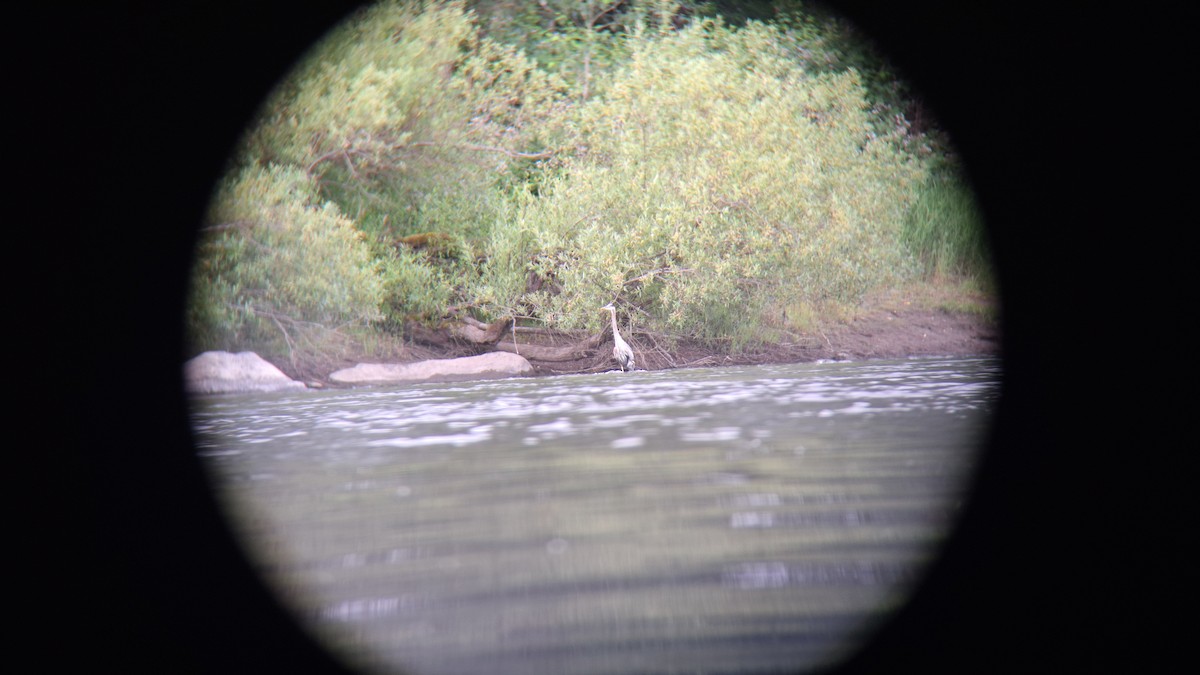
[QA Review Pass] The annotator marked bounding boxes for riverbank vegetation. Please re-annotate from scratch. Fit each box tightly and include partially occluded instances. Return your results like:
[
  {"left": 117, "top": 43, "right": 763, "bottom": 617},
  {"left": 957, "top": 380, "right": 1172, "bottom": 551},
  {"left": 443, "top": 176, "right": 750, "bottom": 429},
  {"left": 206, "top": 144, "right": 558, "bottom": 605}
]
[{"left": 186, "top": 0, "right": 994, "bottom": 373}]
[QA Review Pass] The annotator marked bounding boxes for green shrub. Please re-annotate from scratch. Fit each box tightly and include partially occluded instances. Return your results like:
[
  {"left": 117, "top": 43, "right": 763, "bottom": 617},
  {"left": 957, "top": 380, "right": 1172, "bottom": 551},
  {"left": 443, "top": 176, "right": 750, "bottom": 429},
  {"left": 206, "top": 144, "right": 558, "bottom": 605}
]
[
  {"left": 189, "top": 1, "right": 954, "bottom": 361},
  {"left": 246, "top": 1, "right": 475, "bottom": 173},
  {"left": 375, "top": 244, "right": 456, "bottom": 327},
  {"left": 470, "top": 0, "right": 645, "bottom": 100},
  {"left": 476, "top": 18, "right": 925, "bottom": 348},
  {"left": 243, "top": 0, "right": 561, "bottom": 245},
  {"left": 187, "top": 164, "right": 385, "bottom": 354}
]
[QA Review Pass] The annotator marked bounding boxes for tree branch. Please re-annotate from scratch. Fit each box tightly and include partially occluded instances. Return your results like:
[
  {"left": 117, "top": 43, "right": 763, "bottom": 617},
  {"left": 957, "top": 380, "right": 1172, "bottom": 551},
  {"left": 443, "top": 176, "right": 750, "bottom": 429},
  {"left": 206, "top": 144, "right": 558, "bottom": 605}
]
[
  {"left": 200, "top": 220, "right": 255, "bottom": 233},
  {"left": 409, "top": 140, "right": 554, "bottom": 160},
  {"left": 494, "top": 332, "right": 605, "bottom": 361}
]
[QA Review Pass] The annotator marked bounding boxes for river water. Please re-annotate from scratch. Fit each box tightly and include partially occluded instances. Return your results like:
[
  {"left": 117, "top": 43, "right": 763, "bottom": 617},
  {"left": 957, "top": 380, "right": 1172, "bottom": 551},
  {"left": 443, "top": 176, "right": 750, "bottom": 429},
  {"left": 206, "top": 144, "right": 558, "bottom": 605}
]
[{"left": 192, "top": 356, "right": 999, "bottom": 675}]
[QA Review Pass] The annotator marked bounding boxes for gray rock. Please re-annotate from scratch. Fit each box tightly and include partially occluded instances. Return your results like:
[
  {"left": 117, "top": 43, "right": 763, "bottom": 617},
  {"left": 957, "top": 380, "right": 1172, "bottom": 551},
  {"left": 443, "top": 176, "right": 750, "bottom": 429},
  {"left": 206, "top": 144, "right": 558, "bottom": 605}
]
[
  {"left": 329, "top": 351, "right": 533, "bottom": 386},
  {"left": 184, "top": 351, "right": 307, "bottom": 395}
]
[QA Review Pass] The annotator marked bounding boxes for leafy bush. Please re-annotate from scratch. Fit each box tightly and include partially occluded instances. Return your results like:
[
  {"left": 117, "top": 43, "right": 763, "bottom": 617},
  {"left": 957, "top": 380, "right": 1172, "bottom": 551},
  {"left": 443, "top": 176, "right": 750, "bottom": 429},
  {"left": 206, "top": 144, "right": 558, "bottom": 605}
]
[
  {"left": 189, "top": 1, "right": 970, "bottom": 362},
  {"left": 477, "top": 18, "right": 925, "bottom": 348},
  {"left": 374, "top": 244, "right": 456, "bottom": 327},
  {"left": 243, "top": 0, "right": 561, "bottom": 244},
  {"left": 471, "top": 0, "right": 646, "bottom": 99},
  {"left": 187, "top": 164, "right": 385, "bottom": 354}
]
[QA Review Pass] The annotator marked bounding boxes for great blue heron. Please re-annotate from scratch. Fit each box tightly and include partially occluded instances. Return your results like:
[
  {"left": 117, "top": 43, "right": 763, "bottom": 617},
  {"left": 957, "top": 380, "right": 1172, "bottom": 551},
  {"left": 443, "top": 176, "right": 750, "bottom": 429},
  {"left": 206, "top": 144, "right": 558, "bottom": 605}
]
[{"left": 601, "top": 303, "right": 635, "bottom": 372}]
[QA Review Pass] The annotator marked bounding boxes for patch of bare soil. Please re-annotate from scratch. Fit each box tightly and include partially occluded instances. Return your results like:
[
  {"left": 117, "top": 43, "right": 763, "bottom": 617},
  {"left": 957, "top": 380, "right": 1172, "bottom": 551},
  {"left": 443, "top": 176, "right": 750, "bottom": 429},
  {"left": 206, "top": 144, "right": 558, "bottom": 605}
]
[
  {"left": 818, "top": 282, "right": 1000, "bottom": 361},
  {"left": 629, "top": 299, "right": 997, "bottom": 373},
  {"left": 815, "top": 304, "right": 999, "bottom": 361}
]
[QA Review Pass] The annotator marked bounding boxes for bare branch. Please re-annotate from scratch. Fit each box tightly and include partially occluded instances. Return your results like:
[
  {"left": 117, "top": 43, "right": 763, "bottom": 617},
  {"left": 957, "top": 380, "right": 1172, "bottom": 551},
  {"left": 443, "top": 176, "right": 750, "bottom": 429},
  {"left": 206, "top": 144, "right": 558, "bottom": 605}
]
[
  {"left": 305, "top": 148, "right": 346, "bottom": 174},
  {"left": 267, "top": 313, "right": 298, "bottom": 371},
  {"left": 200, "top": 220, "right": 255, "bottom": 233},
  {"left": 494, "top": 332, "right": 605, "bottom": 361},
  {"left": 512, "top": 326, "right": 591, "bottom": 338},
  {"left": 588, "top": 0, "right": 627, "bottom": 27},
  {"left": 341, "top": 150, "right": 358, "bottom": 177},
  {"left": 409, "top": 140, "right": 554, "bottom": 160},
  {"left": 444, "top": 316, "right": 513, "bottom": 344},
  {"left": 623, "top": 267, "right": 673, "bottom": 285}
]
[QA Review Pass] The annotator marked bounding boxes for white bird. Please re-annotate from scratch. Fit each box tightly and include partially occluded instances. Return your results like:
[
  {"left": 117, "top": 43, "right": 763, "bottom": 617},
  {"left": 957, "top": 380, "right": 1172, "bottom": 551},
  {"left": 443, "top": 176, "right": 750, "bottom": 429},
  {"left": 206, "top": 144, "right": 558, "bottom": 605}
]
[{"left": 601, "top": 303, "right": 635, "bottom": 372}]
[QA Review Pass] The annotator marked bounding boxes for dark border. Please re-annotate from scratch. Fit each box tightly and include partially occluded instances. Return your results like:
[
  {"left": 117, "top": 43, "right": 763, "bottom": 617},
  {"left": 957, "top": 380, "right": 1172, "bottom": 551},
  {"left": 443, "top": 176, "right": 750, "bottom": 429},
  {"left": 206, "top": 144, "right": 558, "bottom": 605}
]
[{"left": 48, "top": 2, "right": 1175, "bottom": 673}]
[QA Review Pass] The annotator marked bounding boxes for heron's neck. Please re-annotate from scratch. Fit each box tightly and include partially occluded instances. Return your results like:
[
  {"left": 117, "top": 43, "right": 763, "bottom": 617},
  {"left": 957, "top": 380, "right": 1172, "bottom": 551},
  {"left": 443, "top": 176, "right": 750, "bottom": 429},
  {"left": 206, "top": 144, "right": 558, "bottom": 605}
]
[{"left": 609, "top": 309, "right": 619, "bottom": 334}]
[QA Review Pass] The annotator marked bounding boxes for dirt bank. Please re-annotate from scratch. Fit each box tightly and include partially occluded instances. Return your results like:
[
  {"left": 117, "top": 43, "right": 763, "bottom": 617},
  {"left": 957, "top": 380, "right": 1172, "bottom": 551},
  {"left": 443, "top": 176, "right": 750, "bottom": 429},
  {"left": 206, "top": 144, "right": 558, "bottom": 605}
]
[
  {"left": 276, "top": 281, "right": 1000, "bottom": 386},
  {"left": 526, "top": 285, "right": 999, "bottom": 376}
]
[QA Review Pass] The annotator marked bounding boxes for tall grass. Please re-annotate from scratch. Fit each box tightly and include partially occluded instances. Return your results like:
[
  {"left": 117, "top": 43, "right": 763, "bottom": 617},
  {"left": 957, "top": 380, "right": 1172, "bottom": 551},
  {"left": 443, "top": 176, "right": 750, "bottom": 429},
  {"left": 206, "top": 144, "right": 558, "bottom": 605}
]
[{"left": 902, "top": 169, "right": 992, "bottom": 284}]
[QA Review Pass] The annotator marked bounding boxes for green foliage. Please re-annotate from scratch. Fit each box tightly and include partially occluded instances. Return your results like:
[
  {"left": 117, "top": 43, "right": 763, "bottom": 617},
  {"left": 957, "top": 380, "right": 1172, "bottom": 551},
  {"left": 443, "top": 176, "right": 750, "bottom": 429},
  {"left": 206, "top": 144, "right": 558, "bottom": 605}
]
[
  {"left": 202, "top": 0, "right": 575, "bottom": 338},
  {"left": 243, "top": 0, "right": 564, "bottom": 244},
  {"left": 187, "top": 164, "right": 385, "bottom": 353},
  {"left": 471, "top": 1, "right": 645, "bottom": 98},
  {"left": 902, "top": 168, "right": 992, "bottom": 283},
  {"left": 750, "top": 2, "right": 949, "bottom": 160},
  {"left": 375, "top": 244, "right": 455, "bottom": 326},
  {"left": 477, "top": 18, "right": 925, "bottom": 348},
  {"left": 246, "top": 1, "right": 475, "bottom": 173},
  {"left": 188, "top": 0, "right": 979, "bottom": 361}
]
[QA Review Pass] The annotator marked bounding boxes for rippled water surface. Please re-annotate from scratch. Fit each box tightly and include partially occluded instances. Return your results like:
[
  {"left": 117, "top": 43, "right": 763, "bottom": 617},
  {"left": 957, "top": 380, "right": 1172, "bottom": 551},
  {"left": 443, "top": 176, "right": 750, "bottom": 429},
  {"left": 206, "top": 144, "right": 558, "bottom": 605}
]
[{"left": 193, "top": 356, "right": 1000, "bottom": 675}]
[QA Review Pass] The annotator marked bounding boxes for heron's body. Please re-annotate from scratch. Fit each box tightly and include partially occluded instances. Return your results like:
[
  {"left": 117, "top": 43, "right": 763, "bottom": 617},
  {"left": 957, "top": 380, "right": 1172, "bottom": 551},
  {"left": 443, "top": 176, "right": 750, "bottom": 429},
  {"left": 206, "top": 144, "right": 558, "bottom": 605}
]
[{"left": 601, "top": 303, "right": 635, "bottom": 372}]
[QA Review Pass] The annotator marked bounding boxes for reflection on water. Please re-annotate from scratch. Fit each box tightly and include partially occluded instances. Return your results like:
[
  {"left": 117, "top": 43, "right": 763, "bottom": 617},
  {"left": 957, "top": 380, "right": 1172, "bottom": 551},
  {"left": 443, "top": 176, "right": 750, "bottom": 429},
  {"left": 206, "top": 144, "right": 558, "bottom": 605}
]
[{"left": 192, "top": 357, "right": 999, "bottom": 675}]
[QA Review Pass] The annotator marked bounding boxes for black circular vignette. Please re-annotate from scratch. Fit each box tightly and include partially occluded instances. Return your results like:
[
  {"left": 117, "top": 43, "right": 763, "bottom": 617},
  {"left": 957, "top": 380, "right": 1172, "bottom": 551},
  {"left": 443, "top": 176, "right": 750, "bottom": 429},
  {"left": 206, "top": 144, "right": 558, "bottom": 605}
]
[{"left": 52, "top": 1, "right": 1180, "bottom": 673}]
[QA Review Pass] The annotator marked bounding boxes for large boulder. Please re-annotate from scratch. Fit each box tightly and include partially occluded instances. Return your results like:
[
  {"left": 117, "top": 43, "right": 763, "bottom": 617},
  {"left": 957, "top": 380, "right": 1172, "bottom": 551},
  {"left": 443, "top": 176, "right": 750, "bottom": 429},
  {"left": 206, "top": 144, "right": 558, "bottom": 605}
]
[
  {"left": 329, "top": 351, "right": 533, "bottom": 386},
  {"left": 184, "top": 351, "right": 307, "bottom": 395}
]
